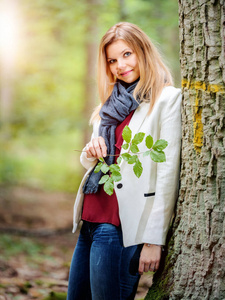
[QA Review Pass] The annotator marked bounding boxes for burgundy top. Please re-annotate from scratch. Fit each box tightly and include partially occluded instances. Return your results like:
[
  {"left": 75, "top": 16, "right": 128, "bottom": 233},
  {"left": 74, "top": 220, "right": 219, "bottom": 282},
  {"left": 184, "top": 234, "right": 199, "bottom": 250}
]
[{"left": 81, "top": 111, "right": 135, "bottom": 226}]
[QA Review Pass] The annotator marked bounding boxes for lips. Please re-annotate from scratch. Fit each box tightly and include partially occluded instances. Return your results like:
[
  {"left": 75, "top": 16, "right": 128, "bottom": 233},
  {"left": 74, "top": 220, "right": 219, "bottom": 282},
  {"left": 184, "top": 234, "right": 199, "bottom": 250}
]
[{"left": 120, "top": 70, "right": 133, "bottom": 76}]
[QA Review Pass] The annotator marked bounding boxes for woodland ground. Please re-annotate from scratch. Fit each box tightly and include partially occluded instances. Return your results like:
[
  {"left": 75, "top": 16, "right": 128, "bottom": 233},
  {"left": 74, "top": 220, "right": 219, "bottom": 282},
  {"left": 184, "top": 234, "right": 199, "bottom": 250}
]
[{"left": 0, "top": 185, "right": 152, "bottom": 300}]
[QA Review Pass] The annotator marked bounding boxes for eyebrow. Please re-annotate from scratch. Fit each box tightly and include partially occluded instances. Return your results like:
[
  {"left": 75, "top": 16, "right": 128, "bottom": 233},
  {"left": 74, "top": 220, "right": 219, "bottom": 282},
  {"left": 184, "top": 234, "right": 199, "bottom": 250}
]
[{"left": 107, "top": 48, "right": 132, "bottom": 60}]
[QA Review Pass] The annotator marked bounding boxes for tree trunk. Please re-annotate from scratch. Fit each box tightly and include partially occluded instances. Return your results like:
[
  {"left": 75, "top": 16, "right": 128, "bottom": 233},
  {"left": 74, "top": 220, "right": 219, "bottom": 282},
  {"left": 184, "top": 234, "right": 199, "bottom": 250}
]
[
  {"left": 146, "top": 1, "right": 225, "bottom": 299},
  {"left": 119, "top": 0, "right": 127, "bottom": 21}
]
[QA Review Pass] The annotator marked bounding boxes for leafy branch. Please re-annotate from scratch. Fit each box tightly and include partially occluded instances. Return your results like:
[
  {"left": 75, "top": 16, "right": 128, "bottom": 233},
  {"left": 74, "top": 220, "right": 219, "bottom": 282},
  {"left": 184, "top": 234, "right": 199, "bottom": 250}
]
[{"left": 94, "top": 125, "right": 168, "bottom": 196}]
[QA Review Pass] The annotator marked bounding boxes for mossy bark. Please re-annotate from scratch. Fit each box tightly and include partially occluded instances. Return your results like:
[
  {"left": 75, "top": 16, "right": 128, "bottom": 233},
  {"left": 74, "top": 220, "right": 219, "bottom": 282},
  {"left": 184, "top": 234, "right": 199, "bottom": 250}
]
[{"left": 146, "top": 0, "right": 225, "bottom": 299}]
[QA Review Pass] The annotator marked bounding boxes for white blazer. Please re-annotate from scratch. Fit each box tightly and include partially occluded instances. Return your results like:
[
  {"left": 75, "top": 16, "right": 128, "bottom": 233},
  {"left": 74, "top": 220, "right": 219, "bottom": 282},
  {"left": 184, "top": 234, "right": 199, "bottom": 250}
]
[{"left": 72, "top": 86, "right": 182, "bottom": 247}]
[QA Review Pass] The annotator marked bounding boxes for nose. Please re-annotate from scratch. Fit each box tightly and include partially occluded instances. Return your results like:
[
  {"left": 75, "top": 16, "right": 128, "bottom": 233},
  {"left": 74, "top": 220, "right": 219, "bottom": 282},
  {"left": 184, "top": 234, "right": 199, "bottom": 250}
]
[{"left": 117, "top": 58, "right": 126, "bottom": 70}]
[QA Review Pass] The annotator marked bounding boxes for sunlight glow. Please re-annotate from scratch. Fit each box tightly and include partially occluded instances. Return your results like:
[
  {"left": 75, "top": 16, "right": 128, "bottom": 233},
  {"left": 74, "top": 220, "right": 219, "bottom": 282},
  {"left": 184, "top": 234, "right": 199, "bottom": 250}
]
[{"left": 0, "top": 0, "right": 21, "bottom": 65}]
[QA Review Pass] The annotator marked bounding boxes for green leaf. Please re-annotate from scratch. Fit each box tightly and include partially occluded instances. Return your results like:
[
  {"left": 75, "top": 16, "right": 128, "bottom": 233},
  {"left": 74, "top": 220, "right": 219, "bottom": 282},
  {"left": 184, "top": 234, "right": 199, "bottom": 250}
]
[
  {"left": 117, "top": 156, "right": 122, "bottom": 164},
  {"left": 152, "top": 139, "right": 168, "bottom": 151},
  {"left": 150, "top": 150, "right": 166, "bottom": 162},
  {"left": 130, "top": 144, "right": 139, "bottom": 153},
  {"left": 121, "top": 153, "right": 132, "bottom": 161},
  {"left": 99, "top": 157, "right": 104, "bottom": 163},
  {"left": 143, "top": 150, "right": 151, "bottom": 157},
  {"left": 101, "top": 164, "right": 110, "bottom": 174},
  {"left": 122, "top": 125, "right": 132, "bottom": 143},
  {"left": 121, "top": 143, "right": 129, "bottom": 150},
  {"left": 99, "top": 175, "right": 109, "bottom": 184},
  {"left": 128, "top": 155, "right": 138, "bottom": 164},
  {"left": 109, "top": 164, "right": 120, "bottom": 173},
  {"left": 103, "top": 178, "right": 114, "bottom": 196},
  {"left": 132, "top": 132, "right": 145, "bottom": 145},
  {"left": 133, "top": 160, "right": 143, "bottom": 178},
  {"left": 146, "top": 135, "right": 153, "bottom": 149},
  {"left": 111, "top": 171, "right": 122, "bottom": 182},
  {"left": 94, "top": 162, "right": 103, "bottom": 173}
]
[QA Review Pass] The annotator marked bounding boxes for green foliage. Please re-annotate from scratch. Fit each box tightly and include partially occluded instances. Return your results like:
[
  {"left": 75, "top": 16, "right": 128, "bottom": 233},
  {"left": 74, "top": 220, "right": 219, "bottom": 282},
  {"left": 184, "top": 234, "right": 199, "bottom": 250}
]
[
  {"left": 101, "top": 163, "right": 110, "bottom": 174},
  {"left": 109, "top": 164, "right": 120, "bottom": 173},
  {"left": 0, "top": 234, "right": 43, "bottom": 259},
  {"left": 132, "top": 132, "right": 145, "bottom": 145},
  {"left": 150, "top": 150, "right": 166, "bottom": 163},
  {"left": 133, "top": 160, "right": 143, "bottom": 178},
  {"left": 110, "top": 171, "right": 122, "bottom": 182},
  {"left": 99, "top": 174, "right": 109, "bottom": 184},
  {"left": 95, "top": 126, "right": 168, "bottom": 195},
  {"left": 43, "top": 291, "right": 67, "bottom": 300},
  {"left": 121, "top": 143, "right": 129, "bottom": 150},
  {"left": 103, "top": 177, "right": 114, "bottom": 196},
  {"left": 130, "top": 143, "right": 140, "bottom": 153},
  {"left": 146, "top": 135, "right": 154, "bottom": 149},
  {"left": 95, "top": 161, "right": 122, "bottom": 196},
  {"left": 117, "top": 156, "right": 122, "bottom": 165},
  {"left": 0, "top": 131, "right": 83, "bottom": 192},
  {"left": 143, "top": 150, "right": 151, "bottom": 157},
  {"left": 152, "top": 139, "right": 168, "bottom": 151},
  {"left": 121, "top": 153, "right": 132, "bottom": 161},
  {"left": 94, "top": 162, "right": 103, "bottom": 173},
  {"left": 122, "top": 125, "right": 132, "bottom": 143},
  {"left": 128, "top": 155, "right": 138, "bottom": 164}
]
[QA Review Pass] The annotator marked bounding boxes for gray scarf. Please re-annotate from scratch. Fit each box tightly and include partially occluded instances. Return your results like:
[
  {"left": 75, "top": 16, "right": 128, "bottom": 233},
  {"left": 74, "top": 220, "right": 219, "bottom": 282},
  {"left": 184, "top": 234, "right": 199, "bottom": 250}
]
[{"left": 83, "top": 80, "right": 140, "bottom": 194}]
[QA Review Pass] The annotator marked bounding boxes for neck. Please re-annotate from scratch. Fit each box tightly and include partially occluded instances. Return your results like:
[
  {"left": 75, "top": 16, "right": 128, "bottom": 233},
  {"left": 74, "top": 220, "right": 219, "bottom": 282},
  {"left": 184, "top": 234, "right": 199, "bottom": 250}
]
[{"left": 117, "top": 77, "right": 140, "bottom": 89}]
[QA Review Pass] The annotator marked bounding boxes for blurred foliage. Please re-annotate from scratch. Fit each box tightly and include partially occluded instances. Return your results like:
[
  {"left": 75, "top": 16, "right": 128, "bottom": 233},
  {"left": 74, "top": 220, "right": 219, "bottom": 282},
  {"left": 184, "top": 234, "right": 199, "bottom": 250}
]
[
  {"left": 0, "top": 234, "right": 44, "bottom": 260},
  {"left": 0, "top": 0, "right": 180, "bottom": 192},
  {"left": 43, "top": 291, "right": 67, "bottom": 300}
]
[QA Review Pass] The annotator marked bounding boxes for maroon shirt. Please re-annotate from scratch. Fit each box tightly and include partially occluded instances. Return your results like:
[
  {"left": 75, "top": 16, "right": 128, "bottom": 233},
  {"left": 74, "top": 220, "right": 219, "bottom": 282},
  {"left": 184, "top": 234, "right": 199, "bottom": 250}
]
[{"left": 81, "top": 111, "right": 134, "bottom": 226}]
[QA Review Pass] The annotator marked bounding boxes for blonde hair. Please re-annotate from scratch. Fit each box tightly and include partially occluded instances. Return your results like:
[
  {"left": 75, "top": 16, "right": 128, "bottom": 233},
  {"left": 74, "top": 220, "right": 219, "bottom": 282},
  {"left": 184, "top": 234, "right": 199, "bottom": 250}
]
[{"left": 90, "top": 22, "right": 173, "bottom": 123}]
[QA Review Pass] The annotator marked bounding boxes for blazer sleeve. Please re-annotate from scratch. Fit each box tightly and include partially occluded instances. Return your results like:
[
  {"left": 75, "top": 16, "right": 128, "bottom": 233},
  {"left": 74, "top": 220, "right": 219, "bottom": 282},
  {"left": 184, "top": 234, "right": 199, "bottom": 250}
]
[
  {"left": 80, "top": 121, "right": 100, "bottom": 170},
  {"left": 142, "top": 88, "right": 182, "bottom": 245}
]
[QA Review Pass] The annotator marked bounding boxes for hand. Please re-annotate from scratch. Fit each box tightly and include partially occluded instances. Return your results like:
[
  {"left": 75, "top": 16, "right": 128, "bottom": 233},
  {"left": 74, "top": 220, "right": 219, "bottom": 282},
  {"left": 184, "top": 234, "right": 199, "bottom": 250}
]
[
  {"left": 86, "top": 137, "right": 107, "bottom": 159},
  {"left": 138, "top": 244, "right": 162, "bottom": 275}
]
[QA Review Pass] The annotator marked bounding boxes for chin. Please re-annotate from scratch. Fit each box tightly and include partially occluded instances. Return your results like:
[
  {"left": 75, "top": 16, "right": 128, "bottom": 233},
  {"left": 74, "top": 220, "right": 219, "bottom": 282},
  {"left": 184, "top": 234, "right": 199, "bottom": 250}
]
[{"left": 123, "top": 77, "right": 138, "bottom": 83}]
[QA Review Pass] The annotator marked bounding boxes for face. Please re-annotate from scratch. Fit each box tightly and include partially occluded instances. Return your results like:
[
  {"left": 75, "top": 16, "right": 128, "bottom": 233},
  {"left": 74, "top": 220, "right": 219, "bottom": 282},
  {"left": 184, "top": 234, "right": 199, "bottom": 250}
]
[{"left": 106, "top": 39, "right": 140, "bottom": 84}]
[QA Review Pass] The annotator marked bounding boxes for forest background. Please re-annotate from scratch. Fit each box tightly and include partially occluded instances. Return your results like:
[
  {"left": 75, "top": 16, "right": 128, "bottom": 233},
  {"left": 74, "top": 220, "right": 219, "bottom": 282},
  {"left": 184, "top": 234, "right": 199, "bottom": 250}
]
[{"left": 0, "top": 1, "right": 180, "bottom": 299}]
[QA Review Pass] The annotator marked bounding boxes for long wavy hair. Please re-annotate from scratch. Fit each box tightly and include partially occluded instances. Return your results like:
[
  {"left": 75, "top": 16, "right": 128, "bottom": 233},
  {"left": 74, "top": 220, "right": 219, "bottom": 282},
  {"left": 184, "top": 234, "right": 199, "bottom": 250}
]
[{"left": 90, "top": 22, "right": 173, "bottom": 123}]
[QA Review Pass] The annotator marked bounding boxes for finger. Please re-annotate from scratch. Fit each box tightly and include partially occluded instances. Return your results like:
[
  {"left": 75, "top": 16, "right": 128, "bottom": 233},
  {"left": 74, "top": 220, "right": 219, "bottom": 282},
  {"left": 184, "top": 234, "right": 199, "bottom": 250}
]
[
  {"left": 92, "top": 138, "right": 103, "bottom": 159},
  {"left": 98, "top": 137, "right": 107, "bottom": 157},
  {"left": 86, "top": 142, "right": 97, "bottom": 158},
  {"left": 155, "top": 261, "right": 160, "bottom": 271},
  {"left": 138, "top": 261, "right": 144, "bottom": 275},
  {"left": 144, "top": 263, "right": 150, "bottom": 273},
  {"left": 149, "top": 264, "right": 155, "bottom": 272}
]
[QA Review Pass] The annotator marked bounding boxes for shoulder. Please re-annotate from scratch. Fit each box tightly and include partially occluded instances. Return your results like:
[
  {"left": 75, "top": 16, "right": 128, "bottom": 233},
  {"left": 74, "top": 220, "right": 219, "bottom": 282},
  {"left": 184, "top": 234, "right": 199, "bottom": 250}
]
[
  {"left": 160, "top": 86, "right": 181, "bottom": 102},
  {"left": 157, "top": 86, "right": 182, "bottom": 110}
]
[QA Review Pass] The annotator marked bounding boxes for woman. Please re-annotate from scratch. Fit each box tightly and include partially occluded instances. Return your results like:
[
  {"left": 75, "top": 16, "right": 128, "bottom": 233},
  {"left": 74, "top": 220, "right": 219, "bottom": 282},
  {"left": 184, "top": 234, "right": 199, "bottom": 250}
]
[{"left": 67, "top": 22, "right": 181, "bottom": 300}]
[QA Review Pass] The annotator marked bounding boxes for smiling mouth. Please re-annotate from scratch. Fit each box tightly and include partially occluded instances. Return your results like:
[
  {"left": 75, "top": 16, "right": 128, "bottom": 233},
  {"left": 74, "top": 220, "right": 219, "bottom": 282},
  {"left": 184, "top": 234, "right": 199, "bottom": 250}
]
[{"left": 120, "top": 70, "right": 133, "bottom": 76}]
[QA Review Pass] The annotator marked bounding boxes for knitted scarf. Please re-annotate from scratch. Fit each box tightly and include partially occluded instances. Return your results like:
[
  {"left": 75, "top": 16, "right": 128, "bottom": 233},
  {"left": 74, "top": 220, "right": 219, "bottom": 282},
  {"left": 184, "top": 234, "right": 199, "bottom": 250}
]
[{"left": 83, "top": 80, "right": 140, "bottom": 194}]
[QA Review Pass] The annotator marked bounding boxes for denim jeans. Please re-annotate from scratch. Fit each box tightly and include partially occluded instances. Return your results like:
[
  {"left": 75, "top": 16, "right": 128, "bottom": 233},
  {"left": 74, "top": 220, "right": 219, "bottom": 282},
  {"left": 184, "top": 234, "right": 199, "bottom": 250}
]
[{"left": 67, "top": 221, "right": 142, "bottom": 300}]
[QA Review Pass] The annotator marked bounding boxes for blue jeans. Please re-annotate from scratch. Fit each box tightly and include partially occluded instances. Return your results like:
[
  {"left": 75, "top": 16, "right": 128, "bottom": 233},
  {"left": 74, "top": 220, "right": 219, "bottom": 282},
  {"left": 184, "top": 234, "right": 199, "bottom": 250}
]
[{"left": 67, "top": 221, "right": 142, "bottom": 300}]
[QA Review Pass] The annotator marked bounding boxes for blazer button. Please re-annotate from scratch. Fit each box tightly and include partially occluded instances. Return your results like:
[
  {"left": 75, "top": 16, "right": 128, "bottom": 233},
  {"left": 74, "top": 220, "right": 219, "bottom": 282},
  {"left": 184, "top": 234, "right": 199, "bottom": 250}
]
[{"left": 117, "top": 183, "right": 123, "bottom": 189}]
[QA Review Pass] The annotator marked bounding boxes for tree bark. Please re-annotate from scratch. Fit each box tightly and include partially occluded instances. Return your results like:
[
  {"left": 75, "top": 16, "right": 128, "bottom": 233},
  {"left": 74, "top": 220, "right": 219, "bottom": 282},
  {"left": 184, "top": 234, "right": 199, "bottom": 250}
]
[{"left": 146, "top": 1, "right": 225, "bottom": 299}]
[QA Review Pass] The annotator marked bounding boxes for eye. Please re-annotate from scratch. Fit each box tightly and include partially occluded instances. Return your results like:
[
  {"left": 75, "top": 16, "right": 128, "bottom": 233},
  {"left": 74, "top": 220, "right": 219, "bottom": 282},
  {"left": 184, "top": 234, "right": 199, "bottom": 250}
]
[
  {"left": 124, "top": 51, "right": 132, "bottom": 57},
  {"left": 108, "top": 59, "right": 116, "bottom": 64}
]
